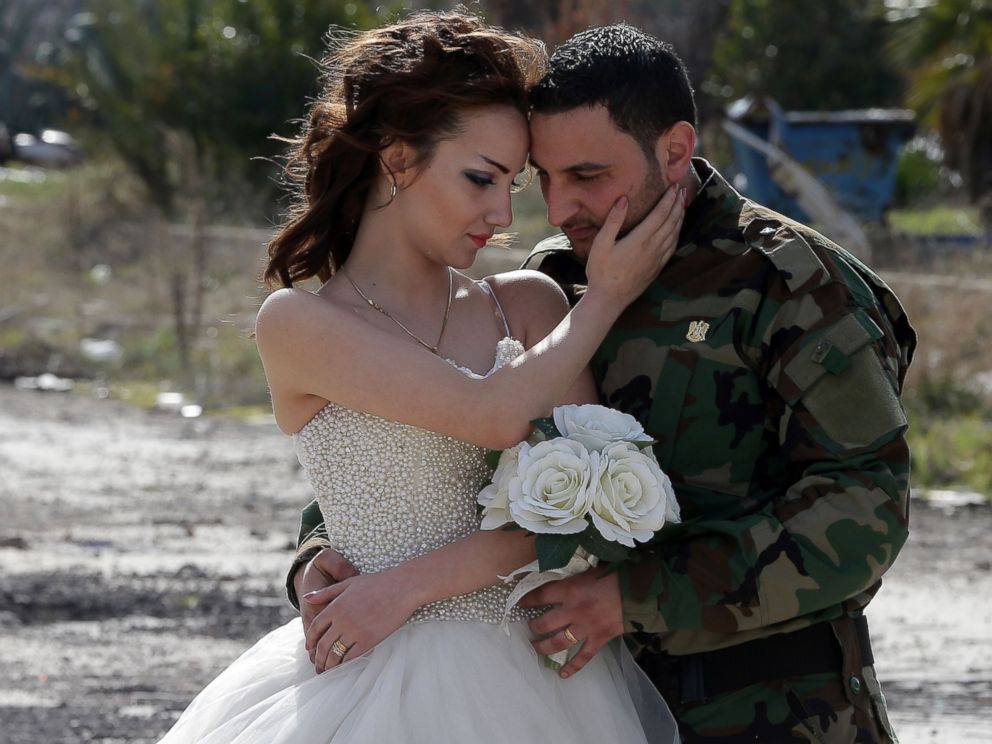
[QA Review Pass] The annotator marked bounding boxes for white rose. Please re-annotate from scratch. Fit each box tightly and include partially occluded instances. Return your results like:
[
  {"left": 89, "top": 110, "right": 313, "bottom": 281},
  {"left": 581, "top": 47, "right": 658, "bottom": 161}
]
[
  {"left": 589, "top": 441, "right": 679, "bottom": 547},
  {"left": 552, "top": 404, "right": 652, "bottom": 452},
  {"left": 477, "top": 443, "right": 525, "bottom": 530},
  {"left": 507, "top": 438, "right": 596, "bottom": 534},
  {"left": 643, "top": 446, "right": 681, "bottom": 525}
]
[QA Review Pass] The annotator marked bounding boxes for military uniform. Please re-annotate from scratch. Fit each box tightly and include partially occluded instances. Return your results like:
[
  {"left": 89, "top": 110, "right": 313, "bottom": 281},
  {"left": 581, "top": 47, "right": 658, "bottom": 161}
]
[{"left": 287, "top": 159, "right": 915, "bottom": 743}]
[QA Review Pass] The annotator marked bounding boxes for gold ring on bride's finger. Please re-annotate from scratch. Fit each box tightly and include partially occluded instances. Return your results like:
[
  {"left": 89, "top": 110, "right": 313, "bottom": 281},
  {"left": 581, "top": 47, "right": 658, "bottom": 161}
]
[
  {"left": 331, "top": 639, "right": 349, "bottom": 658},
  {"left": 563, "top": 627, "right": 579, "bottom": 646}
]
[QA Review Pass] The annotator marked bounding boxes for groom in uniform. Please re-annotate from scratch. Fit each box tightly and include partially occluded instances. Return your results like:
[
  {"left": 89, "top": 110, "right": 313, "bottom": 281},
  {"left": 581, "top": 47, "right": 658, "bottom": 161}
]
[{"left": 286, "top": 25, "right": 915, "bottom": 743}]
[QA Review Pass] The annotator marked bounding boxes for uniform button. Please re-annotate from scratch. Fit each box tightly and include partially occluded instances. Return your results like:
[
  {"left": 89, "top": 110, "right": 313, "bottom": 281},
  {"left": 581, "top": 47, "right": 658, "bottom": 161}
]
[
  {"left": 811, "top": 340, "right": 832, "bottom": 362},
  {"left": 849, "top": 675, "right": 863, "bottom": 694}
]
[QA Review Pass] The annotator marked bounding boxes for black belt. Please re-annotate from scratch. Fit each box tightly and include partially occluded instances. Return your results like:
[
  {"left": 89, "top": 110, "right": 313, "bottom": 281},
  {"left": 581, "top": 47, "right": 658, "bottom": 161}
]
[{"left": 639, "top": 616, "right": 871, "bottom": 707}]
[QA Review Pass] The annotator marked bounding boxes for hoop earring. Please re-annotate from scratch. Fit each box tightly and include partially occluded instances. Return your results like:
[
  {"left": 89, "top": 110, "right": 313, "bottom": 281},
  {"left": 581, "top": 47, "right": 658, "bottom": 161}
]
[{"left": 389, "top": 177, "right": 397, "bottom": 200}]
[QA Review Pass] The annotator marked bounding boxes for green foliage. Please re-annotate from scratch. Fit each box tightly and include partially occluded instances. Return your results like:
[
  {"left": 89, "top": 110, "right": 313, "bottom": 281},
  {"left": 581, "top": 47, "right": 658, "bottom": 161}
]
[
  {"left": 530, "top": 416, "right": 561, "bottom": 440},
  {"left": 577, "top": 524, "right": 631, "bottom": 563},
  {"left": 0, "top": 0, "right": 77, "bottom": 131},
  {"left": 907, "top": 414, "right": 992, "bottom": 496},
  {"left": 893, "top": 146, "right": 941, "bottom": 206},
  {"left": 889, "top": 0, "right": 992, "bottom": 119},
  {"left": 64, "top": 0, "right": 378, "bottom": 220},
  {"left": 905, "top": 374, "right": 990, "bottom": 420},
  {"left": 535, "top": 532, "right": 580, "bottom": 571},
  {"left": 0, "top": 166, "right": 68, "bottom": 202},
  {"left": 534, "top": 527, "right": 635, "bottom": 571},
  {"left": 121, "top": 326, "right": 182, "bottom": 380},
  {"left": 887, "top": 205, "right": 983, "bottom": 235},
  {"left": 889, "top": 0, "right": 992, "bottom": 202},
  {"left": 905, "top": 375, "right": 992, "bottom": 496},
  {"left": 708, "top": 0, "right": 903, "bottom": 110}
]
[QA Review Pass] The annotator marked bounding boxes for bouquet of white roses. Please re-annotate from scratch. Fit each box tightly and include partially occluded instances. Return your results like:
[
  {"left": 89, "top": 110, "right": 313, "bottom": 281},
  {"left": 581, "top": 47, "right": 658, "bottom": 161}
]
[{"left": 477, "top": 404, "right": 681, "bottom": 668}]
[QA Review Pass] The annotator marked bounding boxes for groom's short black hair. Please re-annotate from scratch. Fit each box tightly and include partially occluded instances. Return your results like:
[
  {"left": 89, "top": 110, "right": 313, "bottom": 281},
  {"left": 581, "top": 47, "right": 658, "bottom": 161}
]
[{"left": 529, "top": 24, "right": 697, "bottom": 154}]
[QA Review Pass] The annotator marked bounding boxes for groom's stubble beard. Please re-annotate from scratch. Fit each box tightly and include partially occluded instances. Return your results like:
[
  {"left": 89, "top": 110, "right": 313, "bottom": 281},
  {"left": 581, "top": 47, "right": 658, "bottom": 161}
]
[
  {"left": 619, "top": 155, "right": 667, "bottom": 241},
  {"left": 569, "top": 155, "right": 668, "bottom": 263}
]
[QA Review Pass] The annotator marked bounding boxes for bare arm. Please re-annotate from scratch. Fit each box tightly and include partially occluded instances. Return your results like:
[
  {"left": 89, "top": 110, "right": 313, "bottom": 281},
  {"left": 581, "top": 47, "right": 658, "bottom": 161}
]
[
  {"left": 301, "top": 265, "right": 601, "bottom": 671},
  {"left": 257, "top": 188, "right": 682, "bottom": 449}
]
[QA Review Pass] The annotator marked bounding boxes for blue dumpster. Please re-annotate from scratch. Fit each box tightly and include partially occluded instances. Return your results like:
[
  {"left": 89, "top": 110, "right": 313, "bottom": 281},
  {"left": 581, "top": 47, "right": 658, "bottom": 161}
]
[{"left": 725, "top": 97, "right": 915, "bottom": 224}]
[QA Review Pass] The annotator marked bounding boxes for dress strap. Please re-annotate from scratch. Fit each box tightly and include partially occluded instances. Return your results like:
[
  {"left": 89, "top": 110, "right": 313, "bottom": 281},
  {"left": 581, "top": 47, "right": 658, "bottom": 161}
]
[{"left": 476, "top": 279, "right": 512, "bottom": 338}]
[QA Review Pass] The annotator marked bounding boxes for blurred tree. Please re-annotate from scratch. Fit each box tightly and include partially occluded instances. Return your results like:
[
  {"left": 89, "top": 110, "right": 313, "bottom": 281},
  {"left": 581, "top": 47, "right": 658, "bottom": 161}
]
[
  {"left": 64, "top": 0, "right": 378, "bottom": 380},
  {"left": 890, "top": 0, "right": 992, "bottom": 211},
  {"left": 483, "top": 0, "right": 732, "bottom": 122},
  {"left": 0, "top": 0, "right": 83, "bottom": 133},
  {"left": 707, "top": 0, "right": 903, "bottom": 111},
  {"left": 67, "top": 0, "right": 377, "bottom": 219},
  {"left": 484, "top": 0, "right": 631, "bottom": 45}
]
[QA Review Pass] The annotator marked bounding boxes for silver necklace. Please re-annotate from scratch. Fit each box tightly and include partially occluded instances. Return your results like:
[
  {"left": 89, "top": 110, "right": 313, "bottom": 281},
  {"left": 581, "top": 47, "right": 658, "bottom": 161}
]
[{"left": 343, "top": 268, "right": 454, "bottom": 355}]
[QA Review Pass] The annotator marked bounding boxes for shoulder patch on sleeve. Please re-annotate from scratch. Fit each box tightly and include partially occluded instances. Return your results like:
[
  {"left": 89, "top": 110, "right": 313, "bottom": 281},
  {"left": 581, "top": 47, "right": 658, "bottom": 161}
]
[
  {"left": 744, "top": 221, "right": 831, "bottom": 294},
  {"left": 773, "top": 310, "right": 906, "bottom": 450},
  {"left": 779, "top": 310, "right": 884, "bottom": 401}
]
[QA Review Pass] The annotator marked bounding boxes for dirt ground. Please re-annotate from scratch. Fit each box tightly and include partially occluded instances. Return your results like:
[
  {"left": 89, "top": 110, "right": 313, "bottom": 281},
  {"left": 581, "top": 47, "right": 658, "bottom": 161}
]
[{"left": 0, "top": 385, "right": 989, "bottom": 743}]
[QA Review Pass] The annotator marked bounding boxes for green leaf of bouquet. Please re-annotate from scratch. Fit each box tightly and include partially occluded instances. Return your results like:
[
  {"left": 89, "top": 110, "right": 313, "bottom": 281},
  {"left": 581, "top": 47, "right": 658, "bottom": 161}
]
[
  {"left": 530, "top": 416, "right": 561, "bottom": 440},
  {"left": 535, "top": 533, "right": 579, "bottom": 571},
  {"left": 578, "top": 525, "right": 632, "bottom": 563},
  {"left": 484, "top": 449, "right": 502, "bottom": 470},
  {"left": 632, "top": 438, "right": 658, "bottom": 450},
  {"left": 542, "top": 654, "right": 563, "bottom": 672}
]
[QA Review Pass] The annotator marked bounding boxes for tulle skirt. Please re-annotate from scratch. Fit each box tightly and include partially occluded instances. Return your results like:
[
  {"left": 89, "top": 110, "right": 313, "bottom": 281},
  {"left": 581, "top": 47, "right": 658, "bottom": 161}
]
[{"left": 158, "top": 618, "right": 677, "bottom": 743}]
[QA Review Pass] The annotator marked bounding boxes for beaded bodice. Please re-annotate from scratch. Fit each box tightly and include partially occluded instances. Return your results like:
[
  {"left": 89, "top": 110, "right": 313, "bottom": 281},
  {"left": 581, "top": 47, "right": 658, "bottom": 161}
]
[{"left": 294, "top": 337, "right": 535, "bottom": 625}]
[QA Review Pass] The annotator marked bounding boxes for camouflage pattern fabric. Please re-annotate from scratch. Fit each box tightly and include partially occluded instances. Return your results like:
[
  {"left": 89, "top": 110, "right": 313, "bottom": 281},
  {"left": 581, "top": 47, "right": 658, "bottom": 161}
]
[
  {"left": 524, "top": 159, "right": 913, "bottom": 742},
  {"left": 676, "top": 665, "right": 895, "bottom": 743},
  {"left": 287, "top": 159, "right": 914, "bottom": 742},
  {"left": 286, "top": 499, "right": 329, "bottom": 609}
]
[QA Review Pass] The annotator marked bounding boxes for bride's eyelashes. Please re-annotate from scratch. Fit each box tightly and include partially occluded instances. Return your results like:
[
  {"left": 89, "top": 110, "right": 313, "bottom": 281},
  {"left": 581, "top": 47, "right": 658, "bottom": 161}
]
[
  {"left": 465, "top": 170, "right": 529, "bottom": 192},
  {"left": 465, "top": 171, "right": 497, "bottom": 188}
]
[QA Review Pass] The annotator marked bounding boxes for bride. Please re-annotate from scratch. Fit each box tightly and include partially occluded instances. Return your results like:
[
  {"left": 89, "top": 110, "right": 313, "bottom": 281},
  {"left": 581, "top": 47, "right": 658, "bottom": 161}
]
[{"left": 159, "top": 11, "right": 684, "bottom": 744}]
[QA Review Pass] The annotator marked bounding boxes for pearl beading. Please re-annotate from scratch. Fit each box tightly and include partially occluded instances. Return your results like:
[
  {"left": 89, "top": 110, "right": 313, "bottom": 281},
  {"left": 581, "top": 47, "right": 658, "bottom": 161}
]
[{"left": 294, "top": 338, "right": 537, "bottom": 626}]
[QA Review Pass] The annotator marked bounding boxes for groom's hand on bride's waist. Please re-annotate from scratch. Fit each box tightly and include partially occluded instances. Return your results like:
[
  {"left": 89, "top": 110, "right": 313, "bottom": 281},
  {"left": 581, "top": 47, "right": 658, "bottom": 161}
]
[
  {"left": 519, "top": 569, "right": 624, "bottom": 679},
  {"left": 297, "top": 548, "right": 360, "bottom": 667}
]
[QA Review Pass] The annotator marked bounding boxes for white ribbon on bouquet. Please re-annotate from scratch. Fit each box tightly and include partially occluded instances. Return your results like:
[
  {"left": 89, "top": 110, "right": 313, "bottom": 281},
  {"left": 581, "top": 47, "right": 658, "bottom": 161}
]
[{"left": 499, "top": 547, "right": 599, "bottom": 669}]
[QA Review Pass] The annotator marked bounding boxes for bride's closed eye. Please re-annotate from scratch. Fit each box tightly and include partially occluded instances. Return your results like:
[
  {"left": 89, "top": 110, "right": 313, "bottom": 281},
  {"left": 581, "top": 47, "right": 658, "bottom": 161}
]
[{"left": 465, "top": 171, "right": 496, "bottom": 188}]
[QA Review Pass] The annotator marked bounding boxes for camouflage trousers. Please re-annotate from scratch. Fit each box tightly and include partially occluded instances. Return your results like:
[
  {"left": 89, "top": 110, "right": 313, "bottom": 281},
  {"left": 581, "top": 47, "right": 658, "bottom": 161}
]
[{"left": 673, "top": 666, "right": 897, "bottom": 743}]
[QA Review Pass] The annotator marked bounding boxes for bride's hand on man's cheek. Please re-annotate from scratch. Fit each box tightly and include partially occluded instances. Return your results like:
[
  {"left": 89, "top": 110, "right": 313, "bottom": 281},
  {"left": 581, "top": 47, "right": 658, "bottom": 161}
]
[{"left": 585, "top": 184, "right": 685, "bottom": 305}]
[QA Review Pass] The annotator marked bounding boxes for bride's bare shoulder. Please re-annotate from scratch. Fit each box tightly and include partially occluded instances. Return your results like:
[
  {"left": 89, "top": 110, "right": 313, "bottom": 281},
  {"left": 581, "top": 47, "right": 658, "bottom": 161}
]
[
  {"left": 483, "top": 270, "right": 569, "bottom": 345},
  {"left": 483, "top": 269, "right": 567, "bottom": 308},
  {"left": 255, "top": 287, "right": 349, "bottom": 350}
]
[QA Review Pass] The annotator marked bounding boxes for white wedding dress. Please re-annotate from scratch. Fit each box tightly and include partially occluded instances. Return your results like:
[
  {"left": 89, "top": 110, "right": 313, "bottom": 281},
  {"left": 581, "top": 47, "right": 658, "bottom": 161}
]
[{"left": 159, "top": 328, "right": 678, "bottom": 743}]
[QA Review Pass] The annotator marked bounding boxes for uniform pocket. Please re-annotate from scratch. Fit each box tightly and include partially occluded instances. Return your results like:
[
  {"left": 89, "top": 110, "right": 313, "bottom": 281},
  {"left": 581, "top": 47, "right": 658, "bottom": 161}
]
[
  {"left": 647, "top": 347, "right": 697, "bottom": 465},
  {"left": 647, "top": 347, "right": 768, "bottom": 506}
]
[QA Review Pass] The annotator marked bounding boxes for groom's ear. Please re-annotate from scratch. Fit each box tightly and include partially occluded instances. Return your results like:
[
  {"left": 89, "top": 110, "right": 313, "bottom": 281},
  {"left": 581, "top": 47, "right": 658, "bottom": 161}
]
[{"left": 654, "top": 121, "right": 696, "bottom": 184}]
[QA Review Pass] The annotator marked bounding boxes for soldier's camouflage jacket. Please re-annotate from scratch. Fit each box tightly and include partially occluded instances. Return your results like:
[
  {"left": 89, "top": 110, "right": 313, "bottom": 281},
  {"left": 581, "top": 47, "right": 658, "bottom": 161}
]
[{"left": 288, "top": 158, "right": 916, "bottom": 660}]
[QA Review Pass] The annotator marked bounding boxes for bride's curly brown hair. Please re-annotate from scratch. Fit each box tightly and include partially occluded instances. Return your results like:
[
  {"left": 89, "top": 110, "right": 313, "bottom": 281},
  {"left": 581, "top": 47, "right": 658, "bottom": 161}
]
[{"left": 264, "top": 10, "right": 547, "bottom": 288}]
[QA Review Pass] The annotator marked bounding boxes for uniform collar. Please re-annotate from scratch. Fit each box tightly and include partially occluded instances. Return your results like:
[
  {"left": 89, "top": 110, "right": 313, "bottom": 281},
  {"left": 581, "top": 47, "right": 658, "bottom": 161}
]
[{"left": 678, "top": 158, "right": 747, "bottom": 252}]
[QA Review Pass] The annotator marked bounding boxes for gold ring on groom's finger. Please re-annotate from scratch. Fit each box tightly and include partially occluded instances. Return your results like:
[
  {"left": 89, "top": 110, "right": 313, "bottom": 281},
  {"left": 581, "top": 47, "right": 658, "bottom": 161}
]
[
  {"left": 331, "top": 639, "right": 349, "bottom": 658},
  {"left": 563, "top": 627, "right": 580, "bottom": 646}
]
